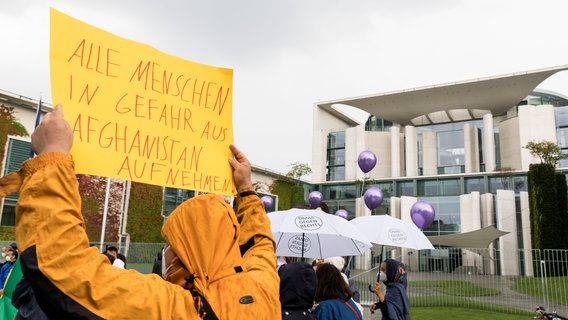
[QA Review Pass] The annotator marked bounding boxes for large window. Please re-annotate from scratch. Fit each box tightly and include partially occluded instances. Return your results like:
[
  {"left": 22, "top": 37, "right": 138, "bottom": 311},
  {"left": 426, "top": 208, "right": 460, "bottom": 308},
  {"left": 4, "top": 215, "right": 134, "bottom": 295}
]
[
  {"left": 162, "top": 188, "right": 194, "bottom": 218},
  {"left": 1, "top": 138, "right": 31, "bottom": 226},
  {"left": 489, "top": 175, "right": 527, "bottom": 193},
  {"left": 417, "top": 120, "right": 485, "bottom": 175},
  {"left": 397, "top": 181, "right": 414, "bottom": 196},
  {"left": 417, "top": 178, "right": 461, "bottom": 196},
  {"left": 365, "top": 115, "right": 393, "bottom": 132},
  {"left": 437, "top": 130, "right": 464, "bottom": 167},
  {"left": 556, "top": 106, "right": 568, "bottom": 167},
  {"left": 422, "top": 196, "right": 461, "bottom": 236},
  {"left": 322, "top": 184, "right": 359, "bottom": 200},
  {"left": 465, "top": 177, "right": 485, "bottom": 193},
  {"left": 326, "top": 131, "right": 345, "bottom": 181}
]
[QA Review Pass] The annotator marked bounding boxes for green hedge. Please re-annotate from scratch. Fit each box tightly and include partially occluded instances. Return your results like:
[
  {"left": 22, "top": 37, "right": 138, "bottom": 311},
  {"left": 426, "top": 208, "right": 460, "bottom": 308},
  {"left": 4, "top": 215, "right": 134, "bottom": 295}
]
[
  {"left": 528, "top": 164, "right": 561, "bottom": 250},
  {"left": 126, "top": 182, "right": 164, "bottom": 242}
]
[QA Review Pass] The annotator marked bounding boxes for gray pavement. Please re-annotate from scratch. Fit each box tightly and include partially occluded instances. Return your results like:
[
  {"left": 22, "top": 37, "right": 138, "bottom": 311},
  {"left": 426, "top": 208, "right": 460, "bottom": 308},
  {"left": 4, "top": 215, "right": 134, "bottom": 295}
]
[{"left": 351, "top": 271, "right": 567, "bottom": 319}]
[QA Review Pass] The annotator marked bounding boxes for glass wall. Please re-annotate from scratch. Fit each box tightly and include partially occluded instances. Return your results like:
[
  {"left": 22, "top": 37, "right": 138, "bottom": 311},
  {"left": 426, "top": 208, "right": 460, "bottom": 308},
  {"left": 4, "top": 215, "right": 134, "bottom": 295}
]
[
  {"left": 416, "top": 120, "right": 484, "bottom": 175},
  {"left": 365, "top": 115, "right": 392, "bottom": 132},
  {"left": 326, "top": 131, "right": 345, "bottom": 181},
  {"left": 437, "top": 130, "right": 465, "bottom": 167},
  {"left": 465, "top": 177, "right": 485, "bottom": 193},
  {"left": 489, "top": 175, "right": 527, "bottom": 193},
  {"left": 418, "top": 178, "right": 461, "bottom": 196},
  {"left": 421, "top": 196, "right": 461, "bottom": 236},
  {"left": 555, "top": 105, "right": 568, "bottom": 167},
  {"left": 162, "top": 188, "right": 194, "bottom": 218}
]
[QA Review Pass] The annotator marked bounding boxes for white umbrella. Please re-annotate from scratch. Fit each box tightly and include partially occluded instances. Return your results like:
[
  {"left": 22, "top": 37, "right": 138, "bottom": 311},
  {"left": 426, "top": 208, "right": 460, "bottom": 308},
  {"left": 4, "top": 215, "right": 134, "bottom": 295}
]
[
  {"left": 350, "top": 215, "right": 435, "bottom": 250},
  {"left": 268, "top": 208, "right": 372, "bottom": 259}
]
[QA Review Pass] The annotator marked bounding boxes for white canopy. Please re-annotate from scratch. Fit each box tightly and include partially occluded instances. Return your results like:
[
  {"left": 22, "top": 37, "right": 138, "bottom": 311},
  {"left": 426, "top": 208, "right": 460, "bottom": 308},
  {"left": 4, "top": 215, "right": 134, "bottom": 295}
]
[{"left": 427, "top": 225, "right": 509, "bottom": 248}]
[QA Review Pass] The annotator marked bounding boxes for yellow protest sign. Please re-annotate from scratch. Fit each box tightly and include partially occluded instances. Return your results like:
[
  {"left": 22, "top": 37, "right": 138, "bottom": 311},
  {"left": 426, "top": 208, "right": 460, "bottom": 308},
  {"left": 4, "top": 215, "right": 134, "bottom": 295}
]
[{"left": 50, "top": 8, "right": 235, "bottom": 195}]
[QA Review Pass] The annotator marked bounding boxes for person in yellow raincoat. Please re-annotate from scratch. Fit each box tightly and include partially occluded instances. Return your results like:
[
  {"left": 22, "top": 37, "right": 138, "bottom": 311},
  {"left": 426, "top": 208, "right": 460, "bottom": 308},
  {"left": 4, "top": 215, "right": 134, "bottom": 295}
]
[{"left": 0, "top": 105, "right": 281, "bottom": 319}]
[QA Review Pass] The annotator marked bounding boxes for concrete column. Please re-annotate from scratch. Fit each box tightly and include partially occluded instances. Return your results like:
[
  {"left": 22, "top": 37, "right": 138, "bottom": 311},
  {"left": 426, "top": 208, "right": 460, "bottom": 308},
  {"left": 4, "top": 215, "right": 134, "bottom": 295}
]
[
  {"left": 391, "top": 125, "right": 401, "bottom": 177},
  {"left": 518, "top": 105, "right": 557, "bottom": 170},
  {"left": 460, "top": 192, "right": 481, "bottom": 232},
  {"left": 464, "top": 124, "right": 480, "bottom": 173},
  {"left": 480, "top": 193, "right": 496, "bottom": 275},
  {"left": 480, "top": 193, "right": 495, "bottom": 227},
  {"left": 520, "top": 191, "right": 533, "bottom": 276},
  {"left": 483, "top": 114, "right": 496, "bottom": 172},
  {"left": 390, "top": 196, "right": 401, "bottom": 220},
  {"left": 422, "top": 131, "right": 437, "bottom": 176},
  {"left": 496, "top": 190, "right": 519, "bottom": 276},
  {"left": 460, "top": 192, "right": 481, "bottom": 270},
  {"left": 400, "top": 196, "right": 417, "bottom": 271},
  {"left": 464, "top": 123, "right": 474, "bottom": 173},
  {"left": 355, "top": 197, "right": 372, "bottom": 270},
  {"left": 405, "top": 125, "right": 418, "bottom": 177}
]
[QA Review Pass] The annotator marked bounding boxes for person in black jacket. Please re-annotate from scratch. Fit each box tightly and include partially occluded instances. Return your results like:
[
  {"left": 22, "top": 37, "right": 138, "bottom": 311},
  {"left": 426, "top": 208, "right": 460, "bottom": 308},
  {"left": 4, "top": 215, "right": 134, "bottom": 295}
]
[
  {"left": 278, "top": 262, "right": 317, "bottom": 319},
  {"left": 12, "top": 278, "right": 49, "bottom": 320},
  {"left": 152, "top": 249, "right": 162, "bottom": 276},
  {"left": 370, "top": 259, "right": 410, "bottom": 320}
]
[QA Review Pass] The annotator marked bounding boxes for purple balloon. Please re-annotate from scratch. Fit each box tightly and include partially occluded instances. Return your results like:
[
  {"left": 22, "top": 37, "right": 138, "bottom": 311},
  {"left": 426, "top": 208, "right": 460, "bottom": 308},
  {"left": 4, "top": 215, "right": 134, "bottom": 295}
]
[
  {"left": 410, "top": 200, "right": 436, "bottom": 229},
  {"left": 358, "top": 150, "right": 377, "bottom": 174},
  {"left": 308, "top": 191, "right": 323, "bottom": 208},
  {"left": 363, "top": 187, "right": 384, "bottom": 210},
  {"left": 335, "top": 209, "right": 349, "bottom": 220},
  {"left": 261, "top": 195, "right": 274, "bottom": 211}
]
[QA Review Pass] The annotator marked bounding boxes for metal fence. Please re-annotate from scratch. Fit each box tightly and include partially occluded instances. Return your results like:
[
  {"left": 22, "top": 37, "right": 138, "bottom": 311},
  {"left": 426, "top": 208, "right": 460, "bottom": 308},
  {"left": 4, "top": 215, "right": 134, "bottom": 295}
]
[
  {"left": 350, "top": 248, "right": 568, "bottom": 316},
  {"left": 97, "top": 242, "right": 165, "bottom": 274},
  {"left": 4, "top": 241, "right": 568, "bottom": 316}
]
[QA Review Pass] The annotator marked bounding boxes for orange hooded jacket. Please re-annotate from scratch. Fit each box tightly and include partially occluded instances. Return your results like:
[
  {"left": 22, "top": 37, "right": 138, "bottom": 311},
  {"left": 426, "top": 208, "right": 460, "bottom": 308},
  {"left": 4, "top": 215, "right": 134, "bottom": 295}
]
[{"left": 3, "top": 153, "right": 281, "bottom": 319}]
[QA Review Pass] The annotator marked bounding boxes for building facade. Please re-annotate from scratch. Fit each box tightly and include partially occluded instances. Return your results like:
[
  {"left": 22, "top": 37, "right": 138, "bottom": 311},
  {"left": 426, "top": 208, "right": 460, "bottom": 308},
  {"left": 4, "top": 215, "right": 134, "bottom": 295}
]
[{"left": 312, "top": 66, "right": 568, "bottom": 275}]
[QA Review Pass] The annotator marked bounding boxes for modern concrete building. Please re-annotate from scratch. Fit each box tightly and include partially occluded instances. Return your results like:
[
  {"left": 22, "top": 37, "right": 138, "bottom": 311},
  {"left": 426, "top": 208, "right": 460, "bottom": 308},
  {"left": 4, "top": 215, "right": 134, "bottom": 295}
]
[
  {"left": 312, "top": 65, "right": 568, "bottom": 275},
  {"left": 0, "top": 90, "right": 52, "bottom": 226}
]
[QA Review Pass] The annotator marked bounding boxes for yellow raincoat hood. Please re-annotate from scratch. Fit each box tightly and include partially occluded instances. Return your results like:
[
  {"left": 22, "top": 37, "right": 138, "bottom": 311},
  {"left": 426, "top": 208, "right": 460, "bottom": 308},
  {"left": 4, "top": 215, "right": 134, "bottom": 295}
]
[{"left": 162, "top": 194, "right": 243, "bottom": 291}]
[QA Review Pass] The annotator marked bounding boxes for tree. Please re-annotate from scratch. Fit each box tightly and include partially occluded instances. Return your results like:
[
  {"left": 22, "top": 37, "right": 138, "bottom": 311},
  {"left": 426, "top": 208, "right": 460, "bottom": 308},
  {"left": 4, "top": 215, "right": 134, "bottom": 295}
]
[
  {"left": 0, "top": 104, "right": 29, "bottom": 161},
  {"left": 286, "top": 162, "right": 312, "bottom": 181},
  {"left": 524, "top": 140, "right": 568, "bottom": 167},
  {"left": 528, "top": 162, "right": 568, "bottom": 276},
  {"left": 77, "top": 175, "right": 124, "bottom": 243}
]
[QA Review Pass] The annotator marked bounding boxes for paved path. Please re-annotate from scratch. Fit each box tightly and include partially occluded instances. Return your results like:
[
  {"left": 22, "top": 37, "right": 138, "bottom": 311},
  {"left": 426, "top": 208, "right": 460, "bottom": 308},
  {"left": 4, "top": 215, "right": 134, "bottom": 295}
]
[{"left": 352, "top": 270, "right": 567, "bottom": 319}]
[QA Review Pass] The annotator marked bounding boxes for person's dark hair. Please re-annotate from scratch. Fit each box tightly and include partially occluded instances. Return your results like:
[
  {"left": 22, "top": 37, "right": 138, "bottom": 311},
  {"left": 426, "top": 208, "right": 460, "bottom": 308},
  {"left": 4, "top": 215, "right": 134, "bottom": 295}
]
[
  {"left": 103, "top": 252, "right": 115, "bottom": 264},
  {"left": 105, "top": 246, "right": 118, "bottom": 253},
  {"left": 9, "top": 248, "right": 18, "bottom": 260},
  {"left": 314, "top": 263, "right": 352, "bottom": 302}
]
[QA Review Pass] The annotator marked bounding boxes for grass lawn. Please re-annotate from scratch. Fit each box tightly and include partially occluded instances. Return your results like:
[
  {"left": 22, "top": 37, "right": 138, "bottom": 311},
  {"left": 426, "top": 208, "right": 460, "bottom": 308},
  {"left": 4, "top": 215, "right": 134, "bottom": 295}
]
[
  {"left": 411, "top": 307, "right": 532, "bottom": 320},
  {"left": 511, "top": 276, "right": 568, "bottom": 306},
  {"left": 411, "top": 280, "right": 500, "bottom": 296}
]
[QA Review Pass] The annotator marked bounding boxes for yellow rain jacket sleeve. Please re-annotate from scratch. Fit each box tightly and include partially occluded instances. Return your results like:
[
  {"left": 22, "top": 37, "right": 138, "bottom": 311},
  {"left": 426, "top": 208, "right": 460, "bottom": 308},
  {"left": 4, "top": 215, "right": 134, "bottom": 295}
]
[
  {"left": 12, "top": 153, "right": 191, "bottom": 319},
  {"left": 14, "top": 152, "right": 280, "bottom": 319}
]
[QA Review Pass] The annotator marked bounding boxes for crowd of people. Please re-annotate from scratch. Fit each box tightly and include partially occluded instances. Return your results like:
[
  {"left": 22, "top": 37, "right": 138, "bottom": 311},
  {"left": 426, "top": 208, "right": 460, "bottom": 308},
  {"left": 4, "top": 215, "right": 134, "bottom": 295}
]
[
  {"left": 278, "top": 256, "right": 409, "bottom": 320},
  {"left": 0, "top": 105, "right": 410, "bottom": 319}
]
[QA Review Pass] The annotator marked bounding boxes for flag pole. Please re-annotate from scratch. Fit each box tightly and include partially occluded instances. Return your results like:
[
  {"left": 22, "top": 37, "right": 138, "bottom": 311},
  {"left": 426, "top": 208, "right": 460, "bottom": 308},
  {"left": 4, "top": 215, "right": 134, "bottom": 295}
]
[
  {"left": 99, "top": 177, "right": 112, "bottom": 252},
  {"left": 29, "top": 97, "right": 42, "bottom": 158}
]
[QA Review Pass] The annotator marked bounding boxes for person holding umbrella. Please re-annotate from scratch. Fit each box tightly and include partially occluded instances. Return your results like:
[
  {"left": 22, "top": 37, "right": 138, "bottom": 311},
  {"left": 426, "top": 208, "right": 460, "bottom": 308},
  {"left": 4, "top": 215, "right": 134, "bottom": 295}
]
[{"left": 370, "top": 259, "right": 410, "bottom": 320}]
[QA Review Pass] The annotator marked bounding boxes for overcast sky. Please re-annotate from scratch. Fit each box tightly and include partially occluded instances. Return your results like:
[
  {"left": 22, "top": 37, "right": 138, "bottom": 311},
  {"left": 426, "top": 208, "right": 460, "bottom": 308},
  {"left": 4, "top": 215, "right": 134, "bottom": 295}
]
[{"left": 1, "top": 1, "right": 567, "bottom": 174}]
